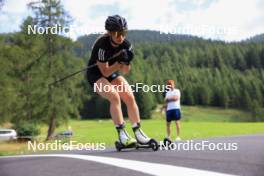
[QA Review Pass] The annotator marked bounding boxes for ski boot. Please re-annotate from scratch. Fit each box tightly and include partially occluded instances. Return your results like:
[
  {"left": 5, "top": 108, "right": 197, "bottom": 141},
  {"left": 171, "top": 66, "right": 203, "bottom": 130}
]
[
  {"left": 115, "top": 123, "right": 137, "bottom": 152},
  {"left": 132, "top": 123, "right": 159, "bottom": 151}
]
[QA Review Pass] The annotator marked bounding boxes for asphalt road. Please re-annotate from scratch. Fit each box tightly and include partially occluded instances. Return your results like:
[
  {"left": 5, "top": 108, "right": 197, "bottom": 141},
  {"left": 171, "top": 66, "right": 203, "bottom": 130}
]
[{"left": 0, "top": 134, "right": 263, "bottom": 176}]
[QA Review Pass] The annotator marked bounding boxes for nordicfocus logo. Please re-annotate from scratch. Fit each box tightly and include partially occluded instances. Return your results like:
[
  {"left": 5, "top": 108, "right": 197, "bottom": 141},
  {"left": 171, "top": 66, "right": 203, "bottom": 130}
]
[
  {"left": 159, "top": 140, "right": 238, "bottom": 151},
  {"left": 94, "top": 82, "right": 170, "bottom": 93},
  {"left": 28, "top": 140, "right": 106, "bottom": 152},
  {"left": 27, "top": 24, "right": 104, "bottom": 37},
  {"left": 159, "top": 24, "right": 238, "bottom": 40}
]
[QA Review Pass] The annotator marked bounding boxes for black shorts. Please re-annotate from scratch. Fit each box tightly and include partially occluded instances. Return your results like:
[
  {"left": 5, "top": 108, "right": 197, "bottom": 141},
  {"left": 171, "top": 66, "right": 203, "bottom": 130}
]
[
  {"left": 166, "top": 109, "right": 181, "bottom": 122},
  {"left": 86, "top": 67, "right": 120, "bottom": 87}
]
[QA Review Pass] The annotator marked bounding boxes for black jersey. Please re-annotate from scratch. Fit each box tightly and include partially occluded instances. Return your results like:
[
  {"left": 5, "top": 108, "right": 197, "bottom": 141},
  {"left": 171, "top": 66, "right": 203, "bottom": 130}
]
[
  {"left": 88, "top": 34, "right": 133, "bottom": 68},
  {"left": 86, "top": 34, "right": 133, "bottom": 86}
]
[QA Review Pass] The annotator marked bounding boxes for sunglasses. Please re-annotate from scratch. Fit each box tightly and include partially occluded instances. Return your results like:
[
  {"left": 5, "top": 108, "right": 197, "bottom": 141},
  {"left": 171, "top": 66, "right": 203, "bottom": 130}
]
[{"left": 111, "top": 30, "right": 128, "bottom": 37}]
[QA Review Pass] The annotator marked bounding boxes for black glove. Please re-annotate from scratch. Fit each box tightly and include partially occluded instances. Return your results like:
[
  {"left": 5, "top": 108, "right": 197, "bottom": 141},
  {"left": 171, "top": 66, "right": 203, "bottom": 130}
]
[{"left": 117, "top": 49, "right": 134, "bottom": 65}]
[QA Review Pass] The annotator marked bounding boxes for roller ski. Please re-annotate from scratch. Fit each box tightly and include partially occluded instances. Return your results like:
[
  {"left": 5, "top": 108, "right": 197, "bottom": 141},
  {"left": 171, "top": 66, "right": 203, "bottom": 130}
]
[
  {"left": 133, "top": 125, "right": 159, "bottom": 151},
  {"left": 114, "top": 123, "right": 159, "bottom": 152}
]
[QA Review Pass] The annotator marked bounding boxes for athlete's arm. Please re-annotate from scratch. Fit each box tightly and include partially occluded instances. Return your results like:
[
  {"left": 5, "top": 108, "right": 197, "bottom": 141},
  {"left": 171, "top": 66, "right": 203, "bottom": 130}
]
[
  {"left": 119, "top": 64, "right": 131, "bottom": 74},
  {"left": 97, "top": 61, "right": 122, "bottom": 77}
]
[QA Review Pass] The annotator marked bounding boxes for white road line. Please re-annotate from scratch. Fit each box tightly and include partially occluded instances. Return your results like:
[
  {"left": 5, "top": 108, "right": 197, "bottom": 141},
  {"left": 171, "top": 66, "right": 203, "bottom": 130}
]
[{"left": 1, "top": 154, "right": 236, "bottom": 176}]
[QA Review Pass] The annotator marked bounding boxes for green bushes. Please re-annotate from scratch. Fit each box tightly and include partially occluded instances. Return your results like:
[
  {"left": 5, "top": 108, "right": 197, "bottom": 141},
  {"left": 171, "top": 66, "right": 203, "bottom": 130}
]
[{"left": 14, "top": 123, "right": 40, "bottom": 140}]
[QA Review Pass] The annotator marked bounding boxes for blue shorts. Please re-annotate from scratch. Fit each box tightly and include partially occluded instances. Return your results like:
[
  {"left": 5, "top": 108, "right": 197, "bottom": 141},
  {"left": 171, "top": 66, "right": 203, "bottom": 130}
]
[{"left": 166, "top": 109, "right": 181, "bottom": 122}]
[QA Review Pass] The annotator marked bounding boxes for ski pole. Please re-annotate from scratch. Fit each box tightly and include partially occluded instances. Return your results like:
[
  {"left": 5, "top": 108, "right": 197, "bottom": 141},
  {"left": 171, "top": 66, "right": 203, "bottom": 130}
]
[{"left": 48, "top": 51, "right": 123, "bottom": 87}]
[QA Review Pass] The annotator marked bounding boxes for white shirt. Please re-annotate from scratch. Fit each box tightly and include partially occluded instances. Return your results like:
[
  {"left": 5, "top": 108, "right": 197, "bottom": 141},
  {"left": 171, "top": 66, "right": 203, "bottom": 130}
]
[{"left": 165, "top": 88, "right": 181, "bottom": 111}]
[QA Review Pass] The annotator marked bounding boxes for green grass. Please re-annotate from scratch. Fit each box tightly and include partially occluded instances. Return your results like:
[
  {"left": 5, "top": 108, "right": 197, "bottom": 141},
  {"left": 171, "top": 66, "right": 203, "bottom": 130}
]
[
  {"left": 53, "top": 119, "right": 264, "bottom": 145},
  {"left": 153, "top": 105, "right": 252, "bottom": 122},
  {"left": 0, "top": 142, "right": 28, "bottom": 156},
  {"left": 1, "top": 105, "right": 263, "bottom": 155},
  {"left": 1, "top": 120, "right": 263, "bottom": 156}
]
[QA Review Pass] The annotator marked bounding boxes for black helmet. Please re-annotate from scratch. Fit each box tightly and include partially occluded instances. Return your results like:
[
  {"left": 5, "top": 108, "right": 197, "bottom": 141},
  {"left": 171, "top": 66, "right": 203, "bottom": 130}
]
[{"left": 105, "top": 15, "right": 127, "bottom": 32}]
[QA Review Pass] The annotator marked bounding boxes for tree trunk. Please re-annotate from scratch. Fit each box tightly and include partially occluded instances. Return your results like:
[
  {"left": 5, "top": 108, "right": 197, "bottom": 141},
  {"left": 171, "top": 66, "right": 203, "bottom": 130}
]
[
  {"left": 46, "top": 110, "right": 56, "bottom": 141},
  {"left": 46, "top": 1, "right": 55, "bottom": 141}
]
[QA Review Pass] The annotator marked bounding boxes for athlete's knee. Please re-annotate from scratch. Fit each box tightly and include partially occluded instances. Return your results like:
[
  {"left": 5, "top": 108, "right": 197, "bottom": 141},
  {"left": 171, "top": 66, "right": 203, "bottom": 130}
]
[
  {"left": 122, "top": 93, "right": 136, "bottom": 105},
  {"left": 108, "top": 92, "right": 121, "bottom": 105}
]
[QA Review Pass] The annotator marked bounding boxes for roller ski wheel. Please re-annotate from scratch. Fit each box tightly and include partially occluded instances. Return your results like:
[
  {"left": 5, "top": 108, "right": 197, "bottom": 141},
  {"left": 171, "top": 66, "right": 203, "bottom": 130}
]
[
  {"left": 163, "top": 138, "right": 172, "bottom": 146},
  {"left": 149, "top": 139, "right": 159, "bottom": 151},
  {"left": 136, "top": 138, "right": 159, "bottom": 151},
  {"left": 115, "top": 141, "right": 137, "bottom": 152},
  {"left": 115, "top": 141, "right": 122, "bottom": 152},
  {"left": 162, "top": 138, "right": 172, "bottom": 150}
]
